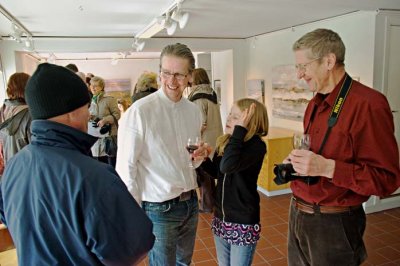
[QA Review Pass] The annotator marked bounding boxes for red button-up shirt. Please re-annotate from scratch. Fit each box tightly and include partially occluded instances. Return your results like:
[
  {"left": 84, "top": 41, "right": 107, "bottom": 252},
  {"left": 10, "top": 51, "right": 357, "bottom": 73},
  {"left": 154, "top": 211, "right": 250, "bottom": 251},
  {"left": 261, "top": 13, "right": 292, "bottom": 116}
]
[{"left": 291, "top": 73, "right": 400, "bottom": 206}]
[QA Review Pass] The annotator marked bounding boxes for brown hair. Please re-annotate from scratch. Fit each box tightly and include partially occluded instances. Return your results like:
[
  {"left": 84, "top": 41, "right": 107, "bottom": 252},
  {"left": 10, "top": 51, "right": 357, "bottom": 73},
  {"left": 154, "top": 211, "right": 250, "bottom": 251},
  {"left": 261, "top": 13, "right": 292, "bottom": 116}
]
[
  {"left": 192, "top": 68, "right": 210, "bottom": 86},
  {"left": 7, "top": 72, "right": 30, "bottom": 102},
  {"left": 216, "top": 98, "right": 269, "bottom": 156},
  {"left": 292, "top": 28, "right": 345, "bottom": 67},
  {"left": 160, "top": 43, "right": 195, "bottom": 73}
]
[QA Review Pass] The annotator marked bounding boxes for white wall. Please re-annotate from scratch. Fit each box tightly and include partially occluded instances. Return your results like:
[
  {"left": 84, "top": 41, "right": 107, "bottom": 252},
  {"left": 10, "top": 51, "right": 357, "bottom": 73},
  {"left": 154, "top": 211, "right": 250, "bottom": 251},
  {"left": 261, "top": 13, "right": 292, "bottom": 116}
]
[
  {"left": 56, "top": 58, "right": 160, "bottom": 94},
  {"left": 245, "top": 11, "right": 376, "bottom": 131}
]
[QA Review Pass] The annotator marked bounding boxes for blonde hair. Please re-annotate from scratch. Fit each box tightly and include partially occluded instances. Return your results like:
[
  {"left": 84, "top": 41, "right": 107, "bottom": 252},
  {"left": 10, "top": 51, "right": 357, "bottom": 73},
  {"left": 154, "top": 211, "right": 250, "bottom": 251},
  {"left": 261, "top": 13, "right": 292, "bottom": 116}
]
[
  {"left": 90, "top": 76, "right": 105, "bottom": 90},
  {"left": 134, "top": 72, "right": 158, "bottom": 93},
  {"left": 216, "top": 98, "right": 269, "bottom": 156}
]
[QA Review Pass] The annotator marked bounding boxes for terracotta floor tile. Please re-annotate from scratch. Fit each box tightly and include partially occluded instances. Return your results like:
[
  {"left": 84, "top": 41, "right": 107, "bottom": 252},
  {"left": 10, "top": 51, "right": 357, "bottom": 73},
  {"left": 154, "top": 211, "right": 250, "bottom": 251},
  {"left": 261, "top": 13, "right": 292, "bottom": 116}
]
[
  {"left": 192, "top": 249, "right": 213, "bottom": 263},
  {"left": 376, "top": 246, "right": 400, "bottom": 261},
  {"left": 268, "top": 257, "right": 288, "bottom": 266},
  {"left": 193, "top": 259, "right": 218, "bottom": 266},
  {"left": 257, "top": 246, "right": 284, "bottom": 261}
]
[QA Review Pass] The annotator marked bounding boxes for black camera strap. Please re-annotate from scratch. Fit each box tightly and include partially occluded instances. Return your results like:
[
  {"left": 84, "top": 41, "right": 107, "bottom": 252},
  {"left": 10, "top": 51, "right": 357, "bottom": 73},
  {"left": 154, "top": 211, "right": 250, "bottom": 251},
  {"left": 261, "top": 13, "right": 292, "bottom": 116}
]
[{"left": 317, "top": 73, "right": 353, "bottom": 154}]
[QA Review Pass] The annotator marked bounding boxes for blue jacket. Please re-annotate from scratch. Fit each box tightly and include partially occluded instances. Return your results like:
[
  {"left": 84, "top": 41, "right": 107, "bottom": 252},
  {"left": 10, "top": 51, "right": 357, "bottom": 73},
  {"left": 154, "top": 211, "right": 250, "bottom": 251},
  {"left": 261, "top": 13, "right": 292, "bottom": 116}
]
[{"left": 0, "top": 120, "right": 154, "bottom": 265}]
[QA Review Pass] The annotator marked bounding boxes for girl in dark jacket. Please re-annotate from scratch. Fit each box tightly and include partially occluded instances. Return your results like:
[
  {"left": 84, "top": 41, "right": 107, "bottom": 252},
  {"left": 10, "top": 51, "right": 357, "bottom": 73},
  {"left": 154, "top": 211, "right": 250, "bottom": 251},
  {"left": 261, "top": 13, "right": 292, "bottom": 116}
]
[{"left": 200, "top": 98, "right": 269, "bottom": 266}]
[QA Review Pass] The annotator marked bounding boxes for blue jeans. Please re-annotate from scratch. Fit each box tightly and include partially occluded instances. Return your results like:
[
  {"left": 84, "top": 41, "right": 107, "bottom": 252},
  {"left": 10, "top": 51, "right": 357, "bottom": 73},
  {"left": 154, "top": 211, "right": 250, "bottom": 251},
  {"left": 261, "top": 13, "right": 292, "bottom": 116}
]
[
  {"left": 214, "top": 235, "right": 257, "bottom": 266},
  {"left": 142, "top": 195, "right": 199, "bottom": 266}
]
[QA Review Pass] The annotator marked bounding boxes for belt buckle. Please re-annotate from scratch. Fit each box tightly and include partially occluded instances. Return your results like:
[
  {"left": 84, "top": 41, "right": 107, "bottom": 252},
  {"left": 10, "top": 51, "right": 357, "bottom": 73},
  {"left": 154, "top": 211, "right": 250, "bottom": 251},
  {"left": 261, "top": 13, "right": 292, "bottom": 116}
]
[{"left": 179, "top": 190, "right": 192, "bottom": 201}]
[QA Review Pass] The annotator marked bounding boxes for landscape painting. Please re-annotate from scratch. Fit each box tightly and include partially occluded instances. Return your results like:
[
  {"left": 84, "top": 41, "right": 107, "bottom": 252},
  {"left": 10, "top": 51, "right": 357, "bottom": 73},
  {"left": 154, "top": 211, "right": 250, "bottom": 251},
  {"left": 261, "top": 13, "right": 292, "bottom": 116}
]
[
  {"left": 105, "top": 79, "right": 132, "bottom": 104},
  {"left": 271, "top": 65, "right": 313, "bottom": 121}
]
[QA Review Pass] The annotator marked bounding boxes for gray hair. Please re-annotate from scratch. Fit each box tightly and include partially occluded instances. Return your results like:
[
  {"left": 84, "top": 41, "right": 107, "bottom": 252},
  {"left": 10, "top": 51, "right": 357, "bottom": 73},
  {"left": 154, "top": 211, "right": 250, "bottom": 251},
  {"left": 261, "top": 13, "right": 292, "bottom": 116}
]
[{"left": 292, "top": 28, "right": 345, "bottom": 67}]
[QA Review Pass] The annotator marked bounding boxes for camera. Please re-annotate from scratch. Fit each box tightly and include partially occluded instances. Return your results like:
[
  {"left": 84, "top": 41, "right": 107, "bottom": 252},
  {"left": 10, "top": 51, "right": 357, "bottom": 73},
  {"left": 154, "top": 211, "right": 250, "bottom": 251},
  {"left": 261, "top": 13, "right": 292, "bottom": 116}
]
[
  {"left": 99, "top": 123, "right": 111, "bottom": 134},
  {"left": 273, "top": 163, "right": 319, "bottom": 185},
  {"left": 91, "top": 117, "right": 111, "bottom": 135}
]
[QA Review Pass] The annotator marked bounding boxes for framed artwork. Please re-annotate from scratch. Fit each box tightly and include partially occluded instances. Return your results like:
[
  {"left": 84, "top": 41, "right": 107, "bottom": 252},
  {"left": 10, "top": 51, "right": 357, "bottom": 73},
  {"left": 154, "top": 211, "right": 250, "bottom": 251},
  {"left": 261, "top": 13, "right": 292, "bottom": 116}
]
[
  {"left": 105, "top": 78, "right": 132, "bottom": 104},
  {"left": 246, "top": 79, "right": 265, "bottom": 103},
  {"left": 213, "top": 79, "right": 221, "bottom": 103},
  {"left": 271, "top": 65, "right": 313, "bottom": 121}
]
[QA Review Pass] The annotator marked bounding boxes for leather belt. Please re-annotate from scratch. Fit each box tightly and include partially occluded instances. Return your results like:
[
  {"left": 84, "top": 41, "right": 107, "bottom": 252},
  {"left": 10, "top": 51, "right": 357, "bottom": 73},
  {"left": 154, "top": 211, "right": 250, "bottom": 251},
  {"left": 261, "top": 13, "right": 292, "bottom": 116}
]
[
  {"left": 292, "top": 197, "right": 362, "bottom": 214},
  {"left": 163, "top": 190, "right": 196, "bottom": 205}
]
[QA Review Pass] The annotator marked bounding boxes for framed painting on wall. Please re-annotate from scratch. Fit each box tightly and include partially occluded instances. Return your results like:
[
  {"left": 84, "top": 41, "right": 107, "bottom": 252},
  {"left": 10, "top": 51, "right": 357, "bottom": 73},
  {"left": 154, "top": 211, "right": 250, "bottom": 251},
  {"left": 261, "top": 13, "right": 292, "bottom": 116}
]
[
  {"left": 213, "top": 79, "right": 221, "bottom": 103},
  {"left": 105, "top": 78, "right": 132, "bottom": 104},
  {"left": 271, "top": 65, "right": 313, "bottom": 121},
  {"left": 246, "top": 79, "right": 265, "bottom": 103}
]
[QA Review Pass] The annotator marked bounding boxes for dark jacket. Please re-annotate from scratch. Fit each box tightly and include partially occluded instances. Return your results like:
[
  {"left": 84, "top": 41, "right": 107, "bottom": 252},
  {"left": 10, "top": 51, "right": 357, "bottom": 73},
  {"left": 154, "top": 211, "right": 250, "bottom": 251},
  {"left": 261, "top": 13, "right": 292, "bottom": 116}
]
[
  {"left": 0, "top": 120, "right": 154, "bottom": 266},
  {"left": 201, "top": 126, "right": 266, "bottom": 224},
  {"left": 131, "top": 88, "right": 157, "bottom": 104},
  {"left": 0, "top": 100, "right": 32, "bottom": 167}
]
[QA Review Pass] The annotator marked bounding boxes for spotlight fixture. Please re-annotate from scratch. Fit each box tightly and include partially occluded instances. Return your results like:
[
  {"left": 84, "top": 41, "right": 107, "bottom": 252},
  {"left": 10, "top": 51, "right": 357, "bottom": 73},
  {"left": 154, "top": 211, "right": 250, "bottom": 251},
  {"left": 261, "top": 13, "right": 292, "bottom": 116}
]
[
  {"left": 10, "top": 22, "right": 23, "bottom": 43},
  {"left": 171, "top": 5, "right": 189, "bottom": 29},
  {"left": 132, "top": 38, "right": 145, "bottom": 52},
  {"left": 134, "top": 0, "right": 188, "bottom": 38},
  {"left": 159, "top": 13, "right": 177, "bottom": 36},
  {"left": 24, "top": 36, "right": 35, "bottom": 51}
]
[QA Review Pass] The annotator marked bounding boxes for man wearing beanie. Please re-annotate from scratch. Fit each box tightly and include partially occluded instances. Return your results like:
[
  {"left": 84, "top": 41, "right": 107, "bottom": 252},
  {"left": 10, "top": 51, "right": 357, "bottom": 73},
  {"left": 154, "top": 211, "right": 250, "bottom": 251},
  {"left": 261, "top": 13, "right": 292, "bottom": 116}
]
[{"left": 0, "top": 63, "right": 154, "bottom": 265}]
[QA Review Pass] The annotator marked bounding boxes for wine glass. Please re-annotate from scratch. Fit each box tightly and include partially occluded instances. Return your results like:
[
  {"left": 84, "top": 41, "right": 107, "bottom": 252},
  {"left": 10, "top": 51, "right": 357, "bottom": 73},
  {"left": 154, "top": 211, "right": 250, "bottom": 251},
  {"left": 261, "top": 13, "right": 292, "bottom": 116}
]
[
  {"left": 186, "top": 137, "right": 200, "bottom": 168},
  {"left": 293, "top": 133, "right": 311, "bottom": 150},
  {"left": 292, "top": 133, "right": 311, "bottom": 176}
]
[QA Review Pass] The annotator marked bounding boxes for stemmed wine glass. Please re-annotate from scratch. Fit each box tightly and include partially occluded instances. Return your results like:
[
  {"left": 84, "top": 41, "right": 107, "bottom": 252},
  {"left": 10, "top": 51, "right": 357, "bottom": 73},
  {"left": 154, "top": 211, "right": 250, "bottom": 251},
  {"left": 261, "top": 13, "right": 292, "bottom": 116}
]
[{"left": 186, "top": 137, "right": 200, "bottom": 168}]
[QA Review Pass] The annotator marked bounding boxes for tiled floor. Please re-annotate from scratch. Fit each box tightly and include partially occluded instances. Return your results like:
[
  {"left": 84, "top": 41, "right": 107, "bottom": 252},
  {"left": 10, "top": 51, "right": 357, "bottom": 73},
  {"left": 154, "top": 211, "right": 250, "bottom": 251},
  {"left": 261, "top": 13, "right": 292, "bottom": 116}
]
[{"left": 2, "top": 192, "right": 400, "bottom": 266}]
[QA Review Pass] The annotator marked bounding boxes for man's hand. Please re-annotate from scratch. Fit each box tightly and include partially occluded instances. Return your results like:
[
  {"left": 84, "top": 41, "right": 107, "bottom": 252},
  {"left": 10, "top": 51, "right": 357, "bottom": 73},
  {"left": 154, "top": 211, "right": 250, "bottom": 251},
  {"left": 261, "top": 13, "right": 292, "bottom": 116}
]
[{"left": 288, "top": 149, "right": 335, "bottom": 179}]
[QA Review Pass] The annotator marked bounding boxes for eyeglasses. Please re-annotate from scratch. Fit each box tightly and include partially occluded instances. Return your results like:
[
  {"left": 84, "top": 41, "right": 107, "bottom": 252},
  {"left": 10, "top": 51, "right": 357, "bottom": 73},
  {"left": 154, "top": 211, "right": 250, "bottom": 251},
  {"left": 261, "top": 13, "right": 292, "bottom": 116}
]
[
  {"left": 295, "top": 57, "right": 321, "bottom": 72},
  {"left": 160, "top": 70, "right": 188, "bottom": 81}
]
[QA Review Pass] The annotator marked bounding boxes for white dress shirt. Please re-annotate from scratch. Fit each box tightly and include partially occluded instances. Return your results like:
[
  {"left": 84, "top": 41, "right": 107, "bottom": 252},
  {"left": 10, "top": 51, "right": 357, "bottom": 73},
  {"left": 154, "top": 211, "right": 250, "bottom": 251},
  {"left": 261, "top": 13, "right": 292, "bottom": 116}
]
[{"left": 116, "top": 89, "right": 203, "bottom": 204}]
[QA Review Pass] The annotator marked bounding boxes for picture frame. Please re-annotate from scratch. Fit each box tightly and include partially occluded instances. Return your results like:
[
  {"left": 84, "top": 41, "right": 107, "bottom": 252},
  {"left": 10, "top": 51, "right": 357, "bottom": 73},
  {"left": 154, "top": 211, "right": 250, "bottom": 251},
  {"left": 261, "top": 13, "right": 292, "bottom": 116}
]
[{"left": 213, "top": 79, "right": 221, "bottom": 103}]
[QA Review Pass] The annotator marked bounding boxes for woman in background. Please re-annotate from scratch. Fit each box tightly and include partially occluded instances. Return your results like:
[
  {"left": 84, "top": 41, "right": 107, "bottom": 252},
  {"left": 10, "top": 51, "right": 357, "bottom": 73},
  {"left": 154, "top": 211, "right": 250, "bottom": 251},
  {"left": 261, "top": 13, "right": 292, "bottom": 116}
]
[
  {"left": 0, "top": 73, "right": 32, "bottom": 175},
  {"left": 188, "top": 68, "right": 223, "bottom": 155},
  {"left": 89, "top": 76, "right": 120, "bottom": 168},
  {"left": 200, "top": 98, "right": 269, "bottom": 266},
  {"left": 131, "top": 72, "right": 158, "bottom": 104}
]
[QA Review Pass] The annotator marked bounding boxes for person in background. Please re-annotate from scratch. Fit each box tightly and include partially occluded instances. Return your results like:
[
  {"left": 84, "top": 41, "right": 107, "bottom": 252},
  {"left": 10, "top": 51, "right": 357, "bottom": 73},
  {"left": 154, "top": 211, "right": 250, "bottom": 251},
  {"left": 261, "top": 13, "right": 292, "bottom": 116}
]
[
  {"left": 117, "top": 98, "right": 130, "bottom": 116},
  {"left": 0, "top": 73, "right": 31, "bottom": 176},
  {"left": 0, "top": 63, "right": 154, "bottom": 265},
  {"left": 131, "top": 71, "right": 158, "bottom": 104},
  {"left": 188, "top": 68, "right": 223, "bottom": 155},
  {"left": 200, "top": 98, "right": 268, "bottom": 266},
  {"left": 89, "top": 76, "right": 120, "bottom": 168},
  {"left": 117, "top": 43, "right": 210, "bottom": 266},
  {"left": 65, "top": 63, "right": 79, "bottom": 73},
  {"left": 287, "top": 28, "right": 400, "bottom": 265}
]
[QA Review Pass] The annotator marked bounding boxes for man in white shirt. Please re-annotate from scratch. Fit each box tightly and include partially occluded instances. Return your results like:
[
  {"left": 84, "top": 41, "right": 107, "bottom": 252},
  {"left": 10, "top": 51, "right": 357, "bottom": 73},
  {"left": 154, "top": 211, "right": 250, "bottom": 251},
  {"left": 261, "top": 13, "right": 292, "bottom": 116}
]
[{"left": 116, "top": 43, "right": 210, "bottom": 266}]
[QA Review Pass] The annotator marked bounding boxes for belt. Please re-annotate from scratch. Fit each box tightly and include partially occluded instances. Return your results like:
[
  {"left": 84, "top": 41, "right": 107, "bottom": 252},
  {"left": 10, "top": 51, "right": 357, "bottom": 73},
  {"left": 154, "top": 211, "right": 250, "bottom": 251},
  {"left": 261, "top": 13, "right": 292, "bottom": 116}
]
[
  {"left": 292, "top": 197, "right": 362, "bottom": 214},
  {"left": 162, "top": 190, "right": 196, "bottom": 205}
]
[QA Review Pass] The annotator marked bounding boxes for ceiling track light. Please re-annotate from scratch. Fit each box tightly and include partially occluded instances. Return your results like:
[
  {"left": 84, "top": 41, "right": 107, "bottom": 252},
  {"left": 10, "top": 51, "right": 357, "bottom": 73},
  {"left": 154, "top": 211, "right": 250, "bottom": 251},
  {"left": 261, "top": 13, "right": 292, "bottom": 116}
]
[
  {"left": 10, "top": 22, "right": 24, "bottom": 43},
  {"left": 134, "top": 0, "right": 188, "bottom": 38},
  {"left": 132, "top": 38, "right": 145, "bottom": 52},
  {"left": 171, "top": 5, "right": 189, "bottom": 29}
]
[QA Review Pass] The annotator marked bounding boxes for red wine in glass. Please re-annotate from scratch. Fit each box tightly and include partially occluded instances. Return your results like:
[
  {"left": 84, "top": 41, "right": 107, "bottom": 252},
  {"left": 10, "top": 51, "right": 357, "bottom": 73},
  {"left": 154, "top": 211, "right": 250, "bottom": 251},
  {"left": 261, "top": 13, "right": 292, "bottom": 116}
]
[{"left": 187, "top": 137, "right": 200, "bottom": 167}]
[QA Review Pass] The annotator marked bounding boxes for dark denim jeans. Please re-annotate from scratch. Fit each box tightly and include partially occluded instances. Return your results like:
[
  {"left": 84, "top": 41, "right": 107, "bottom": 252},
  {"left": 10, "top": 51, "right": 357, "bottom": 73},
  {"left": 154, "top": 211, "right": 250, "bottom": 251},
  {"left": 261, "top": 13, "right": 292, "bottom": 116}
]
[
  {"left": 288, "top": 199, "right": 367, "bottom": 266},
  {"left": 142, "top": 195, "right": 198, "bottom": 266},
  {"left": 214, "top": 235, "right": 257, "bottom": 266}
]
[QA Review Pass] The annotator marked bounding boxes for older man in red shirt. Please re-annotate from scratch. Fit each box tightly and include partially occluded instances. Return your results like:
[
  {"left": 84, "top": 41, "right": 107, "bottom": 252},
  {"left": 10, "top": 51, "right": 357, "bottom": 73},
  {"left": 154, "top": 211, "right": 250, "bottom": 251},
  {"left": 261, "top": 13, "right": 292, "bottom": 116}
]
[{"left": 287, "top": 28, "right": 400, "bottom": 266}]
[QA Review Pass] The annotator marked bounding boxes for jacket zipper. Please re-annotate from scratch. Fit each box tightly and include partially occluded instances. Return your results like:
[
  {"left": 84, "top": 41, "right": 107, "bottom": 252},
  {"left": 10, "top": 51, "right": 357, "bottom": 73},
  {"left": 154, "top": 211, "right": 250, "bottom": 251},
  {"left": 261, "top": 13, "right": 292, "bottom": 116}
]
[{"left": 222, "top": 173, "right": 226, "bottom": 221}]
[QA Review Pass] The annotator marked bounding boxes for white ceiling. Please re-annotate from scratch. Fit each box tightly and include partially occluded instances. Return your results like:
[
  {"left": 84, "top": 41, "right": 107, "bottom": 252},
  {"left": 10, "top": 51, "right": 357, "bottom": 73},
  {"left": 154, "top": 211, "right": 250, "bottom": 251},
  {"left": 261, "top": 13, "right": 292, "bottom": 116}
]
[{"left": 1, "top": 0, "right": 400, "bottom": 59}]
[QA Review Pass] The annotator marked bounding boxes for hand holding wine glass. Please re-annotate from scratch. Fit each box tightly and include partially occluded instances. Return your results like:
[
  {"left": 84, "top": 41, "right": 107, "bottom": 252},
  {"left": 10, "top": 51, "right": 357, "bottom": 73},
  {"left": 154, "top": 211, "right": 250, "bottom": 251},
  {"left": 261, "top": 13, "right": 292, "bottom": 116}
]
[{"left": 186, "top": 137, "right": 200, "bottom": 168}]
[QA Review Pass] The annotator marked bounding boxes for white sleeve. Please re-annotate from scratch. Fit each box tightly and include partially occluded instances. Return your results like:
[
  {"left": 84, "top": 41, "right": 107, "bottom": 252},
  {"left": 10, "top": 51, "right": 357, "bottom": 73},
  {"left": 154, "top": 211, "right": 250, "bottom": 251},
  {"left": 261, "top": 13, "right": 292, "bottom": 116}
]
[{"left": 116, "top": 107, "right": 144, "bottom": 205}]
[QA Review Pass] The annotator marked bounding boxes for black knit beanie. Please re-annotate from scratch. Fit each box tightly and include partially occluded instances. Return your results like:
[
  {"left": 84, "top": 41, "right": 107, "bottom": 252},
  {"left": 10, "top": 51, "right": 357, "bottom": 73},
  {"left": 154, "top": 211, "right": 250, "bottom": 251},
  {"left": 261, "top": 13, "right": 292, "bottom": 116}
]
[{"left": 25, "top": 63, "right": 91, "bottom": 120}]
